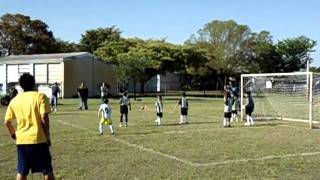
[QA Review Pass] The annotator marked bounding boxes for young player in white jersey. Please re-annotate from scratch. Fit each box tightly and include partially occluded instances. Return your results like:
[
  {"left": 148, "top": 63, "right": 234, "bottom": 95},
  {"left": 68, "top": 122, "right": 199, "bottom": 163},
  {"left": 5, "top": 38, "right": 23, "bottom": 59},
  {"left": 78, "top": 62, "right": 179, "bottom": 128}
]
[
  {"left": 177, "top": 92, "right": 189, "bottom": 124},
  {"left": 155, "top": 95, "right": 163, "bottom": 126},
  {"left": 231, "top": 92, "right": 240, "bottom": 122},
  {"left": 223, "top": 92, "right": 233, "bottom": 127},
  {"left": 244, "top": 91, "right": 254, "bottom": 126},
  {"left": 98, "top": 97, "right": 115, "bottom": 135}
]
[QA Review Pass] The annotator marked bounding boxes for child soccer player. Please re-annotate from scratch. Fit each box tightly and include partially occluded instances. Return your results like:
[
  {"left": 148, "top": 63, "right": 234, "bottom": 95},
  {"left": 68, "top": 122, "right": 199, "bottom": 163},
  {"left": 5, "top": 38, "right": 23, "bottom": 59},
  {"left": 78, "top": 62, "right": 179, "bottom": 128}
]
[
  {"left": 177, "top": 92, "right": 189, "bottom": 124},
  {"left": 223, "top": 92, "right": 233, "bottom": 127},
  {"left": 231, "top": 92, "right": 240, "bottom": 122},
  {"left": 245, "top": 91, "right": 255, "bottom": 126},
  {"left": 119, "top": 91, "right": 131, "bottom": 127},
  {"left": 98, "top": 97, "right": 115, "bottom": 135},
  {"left": 155, "top": 95, "right": 163, "bottom": 126}
]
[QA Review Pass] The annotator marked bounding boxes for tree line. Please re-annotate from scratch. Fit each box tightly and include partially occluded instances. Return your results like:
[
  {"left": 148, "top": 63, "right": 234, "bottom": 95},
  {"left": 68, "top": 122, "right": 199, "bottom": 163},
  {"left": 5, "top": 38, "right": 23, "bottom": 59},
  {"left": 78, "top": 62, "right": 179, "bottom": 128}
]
[{"left": 0, "top": 13, "right": 317, "bottom": 93}]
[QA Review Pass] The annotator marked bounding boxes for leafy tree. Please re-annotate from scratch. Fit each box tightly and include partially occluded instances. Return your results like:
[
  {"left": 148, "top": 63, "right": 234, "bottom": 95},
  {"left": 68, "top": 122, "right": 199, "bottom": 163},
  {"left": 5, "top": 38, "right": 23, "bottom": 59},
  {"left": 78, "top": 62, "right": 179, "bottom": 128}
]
[
  {"left": 54, "top": 38, "right": 82, "bottom": 53},
  {"left": 310, "top": 66, "right": 320, "bottom": 73},
  {"left": 275, "top": 36, "right": 316, "bottom": 72},
  {"left": 186, "top": 20, "right": 252, "bottom": 75},
  {"left": 0, "top": 13, "right": 56, "bottom": 56},
  {"left": 80, "top": 26, "right": 121, "bottom": 53}
]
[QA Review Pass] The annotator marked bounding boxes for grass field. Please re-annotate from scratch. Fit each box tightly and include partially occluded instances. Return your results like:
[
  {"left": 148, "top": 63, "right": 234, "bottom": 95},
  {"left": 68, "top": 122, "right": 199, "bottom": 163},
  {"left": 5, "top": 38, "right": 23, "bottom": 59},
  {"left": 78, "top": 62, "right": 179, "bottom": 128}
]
[{"left": 1, "top": 97, "right": 320, "bottom": 179}]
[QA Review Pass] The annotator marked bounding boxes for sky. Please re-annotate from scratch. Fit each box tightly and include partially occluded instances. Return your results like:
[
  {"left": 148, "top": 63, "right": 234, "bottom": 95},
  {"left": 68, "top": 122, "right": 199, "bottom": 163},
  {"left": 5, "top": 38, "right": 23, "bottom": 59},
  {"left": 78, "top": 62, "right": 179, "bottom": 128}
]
[{"left": 1, "top": 0, "right": 319, "bottom": 65}]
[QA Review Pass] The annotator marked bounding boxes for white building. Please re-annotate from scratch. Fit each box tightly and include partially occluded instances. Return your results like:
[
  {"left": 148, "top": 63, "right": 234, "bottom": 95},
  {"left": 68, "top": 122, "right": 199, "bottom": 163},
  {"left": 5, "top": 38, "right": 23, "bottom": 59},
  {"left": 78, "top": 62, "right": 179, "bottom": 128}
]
[{"left": 0, "top": 52, "right": 117, "bottom": 98}]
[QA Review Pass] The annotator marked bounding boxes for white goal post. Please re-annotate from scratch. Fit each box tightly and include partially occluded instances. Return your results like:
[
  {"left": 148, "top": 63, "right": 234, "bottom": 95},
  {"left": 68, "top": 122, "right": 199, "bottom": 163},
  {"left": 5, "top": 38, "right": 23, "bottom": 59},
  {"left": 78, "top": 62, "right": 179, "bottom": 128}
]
[{"left": 240, "top": 72, "right": 320, "bottom": 128}]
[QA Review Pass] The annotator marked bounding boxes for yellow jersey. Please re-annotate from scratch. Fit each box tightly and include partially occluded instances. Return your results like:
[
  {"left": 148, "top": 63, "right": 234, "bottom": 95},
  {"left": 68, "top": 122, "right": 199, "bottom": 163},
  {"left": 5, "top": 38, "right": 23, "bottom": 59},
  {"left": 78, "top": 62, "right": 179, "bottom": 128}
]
[{"left": 4, "top": 91, "right": 51, "bottom": 144}]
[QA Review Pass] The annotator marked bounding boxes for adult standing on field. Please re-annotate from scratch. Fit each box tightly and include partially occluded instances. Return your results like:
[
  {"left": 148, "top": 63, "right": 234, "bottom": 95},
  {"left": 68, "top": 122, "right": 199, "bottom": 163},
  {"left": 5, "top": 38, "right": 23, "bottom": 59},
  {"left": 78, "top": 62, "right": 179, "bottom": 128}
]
[
  {"left": 119, "top": 91, "right": 131, "bottom": 127},
  {"left": 100, "top": 82, "right": 108, "bottom": 101},
  {"left": 50, "top": 82, "right": 60, "bottom": 112},
  {"left": 4, "top": 73, "right": 54, "bottom": 180},
  {"left": 78, "top": 81, "right": 89, "bottom": 110}
]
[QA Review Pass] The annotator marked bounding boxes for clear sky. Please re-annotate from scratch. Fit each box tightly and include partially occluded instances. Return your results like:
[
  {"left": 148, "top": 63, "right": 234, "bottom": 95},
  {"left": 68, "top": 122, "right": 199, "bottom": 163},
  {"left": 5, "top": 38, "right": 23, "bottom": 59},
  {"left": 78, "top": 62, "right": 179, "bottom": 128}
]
[{"left": 1, "top": 0, "right": 319, "bottom": 65}]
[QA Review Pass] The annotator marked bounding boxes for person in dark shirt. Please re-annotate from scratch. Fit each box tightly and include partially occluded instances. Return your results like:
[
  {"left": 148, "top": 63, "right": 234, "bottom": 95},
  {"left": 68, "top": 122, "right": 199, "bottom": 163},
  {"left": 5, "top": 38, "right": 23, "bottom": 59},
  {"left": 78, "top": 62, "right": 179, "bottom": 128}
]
[
  {"left": 244, "top": 91, "right": 255, "bottom": 126},
  {"left": 9, "top": 86, "right": 18, "bottom": 100},
  {"left": 78, "top": 81, "right": 89, "bottom": 110},
  {"left": 50, "top": 82, "right": 60, "bottom": 112}
]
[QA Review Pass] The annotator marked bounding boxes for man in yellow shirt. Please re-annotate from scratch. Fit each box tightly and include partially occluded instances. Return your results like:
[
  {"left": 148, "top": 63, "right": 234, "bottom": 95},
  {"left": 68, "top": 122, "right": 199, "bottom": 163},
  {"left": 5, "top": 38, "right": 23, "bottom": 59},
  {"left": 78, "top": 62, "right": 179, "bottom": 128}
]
[{"left": 4, "top": 73, "right": 55, "bottom": 180}]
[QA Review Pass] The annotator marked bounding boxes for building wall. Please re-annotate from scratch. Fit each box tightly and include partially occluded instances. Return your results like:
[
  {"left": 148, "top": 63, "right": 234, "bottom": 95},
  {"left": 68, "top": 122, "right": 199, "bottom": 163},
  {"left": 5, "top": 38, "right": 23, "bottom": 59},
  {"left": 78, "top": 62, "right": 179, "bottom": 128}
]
[
  {"left": 63, "top": 57, "right": 94, "bottom": 98},
  {"left": 94, "top": 60, "right": 117, "bottom": 96}
]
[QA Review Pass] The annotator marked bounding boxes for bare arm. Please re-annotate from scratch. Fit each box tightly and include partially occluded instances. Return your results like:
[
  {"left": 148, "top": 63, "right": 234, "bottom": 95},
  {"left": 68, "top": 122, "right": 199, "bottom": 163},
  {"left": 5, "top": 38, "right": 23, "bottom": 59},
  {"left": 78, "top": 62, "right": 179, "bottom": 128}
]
[
  {"left": 41, "top": 113, "right": 51, "bottom": 147},
  {"left": 5, "top": 121, "right": 16, "bottom": 140}
]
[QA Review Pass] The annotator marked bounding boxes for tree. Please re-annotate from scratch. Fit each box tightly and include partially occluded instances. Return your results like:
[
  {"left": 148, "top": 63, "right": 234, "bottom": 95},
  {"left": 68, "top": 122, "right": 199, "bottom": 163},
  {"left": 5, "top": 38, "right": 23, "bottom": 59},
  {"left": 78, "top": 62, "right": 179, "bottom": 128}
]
[
  {"left": 275, "top": 36, "right": 317, "bottom": 72},
  {"left": 80, "top": 26, "right": 121, "bottom": 53},
  {"left": 54, "top": 38, "right": 82, "bottom": 53},
  {"left": 186, "top": 20, "right": 252, "bottom": 76},
  {"left": 116, "top": 47, "right": 160, "bottom": 97},
  {"left": 0, "top": 13, "right": 56, "bottom": 56}
]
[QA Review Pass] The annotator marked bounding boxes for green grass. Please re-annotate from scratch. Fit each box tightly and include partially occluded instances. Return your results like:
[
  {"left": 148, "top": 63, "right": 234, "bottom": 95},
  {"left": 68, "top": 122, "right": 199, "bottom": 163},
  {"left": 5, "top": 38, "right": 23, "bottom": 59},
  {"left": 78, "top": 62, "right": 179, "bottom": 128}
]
[{"left": 1, "top": 97, "right": 320, "bottom": 179}]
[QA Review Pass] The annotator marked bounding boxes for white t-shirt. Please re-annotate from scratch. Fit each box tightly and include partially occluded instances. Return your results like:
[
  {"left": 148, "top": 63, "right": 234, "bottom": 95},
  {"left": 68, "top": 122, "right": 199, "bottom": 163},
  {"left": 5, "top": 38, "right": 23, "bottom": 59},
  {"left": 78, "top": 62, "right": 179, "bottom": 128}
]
[
  {"left": 99, "top": 104, "right": 112, "bottom": 119},
  {"left": 100, "top": 86, "right": 108, "bottom": 97}
]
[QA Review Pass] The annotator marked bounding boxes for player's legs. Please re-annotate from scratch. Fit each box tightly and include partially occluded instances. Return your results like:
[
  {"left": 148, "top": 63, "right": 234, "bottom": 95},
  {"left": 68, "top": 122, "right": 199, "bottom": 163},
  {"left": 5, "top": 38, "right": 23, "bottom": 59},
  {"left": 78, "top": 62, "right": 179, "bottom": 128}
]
[
  {"left": 16, "top": 174, "right": 27, "bottom": 180},
  {"left": 99, "top": 123, "right": 104, "bottom": 135},
  {"left": 79, "top": 97, "right": 83, "bottom": 110},
  {"left": 124, "top": 113, "right": 128, "bottom": 126},
  {"left": 249, "top": 115, "right": 254, "bottom": 125},
  {"left": 44, "top": 172, "right": 55, "bottom": 180},
  {"left": 180, "top": 115, "right": 184, "bottom": 124},
  {"left": 84, "top": 98, "right": 88, "bottom": 110},
  {"left": 53, "top": 96, "right": 57, "bottom": 111},
  {"left": 245, "top": 115, "right": 250, "bottom": 125},
  {"left": 119, "top": 113, "right": 123, "bottom": 127}
]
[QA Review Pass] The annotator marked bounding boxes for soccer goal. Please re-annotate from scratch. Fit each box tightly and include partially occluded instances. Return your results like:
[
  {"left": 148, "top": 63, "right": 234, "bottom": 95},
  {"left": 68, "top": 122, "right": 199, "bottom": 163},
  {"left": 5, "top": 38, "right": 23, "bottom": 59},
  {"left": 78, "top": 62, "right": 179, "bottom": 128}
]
[{"left": 240, "top": 72, "right": 320, "bottom": 128}]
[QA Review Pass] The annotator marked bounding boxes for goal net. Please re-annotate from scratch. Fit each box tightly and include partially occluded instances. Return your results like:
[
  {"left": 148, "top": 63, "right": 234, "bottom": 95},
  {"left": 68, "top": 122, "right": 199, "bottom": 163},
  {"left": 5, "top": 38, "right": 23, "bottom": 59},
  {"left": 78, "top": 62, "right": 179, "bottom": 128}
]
[{"left": 240, "top": 72, "right": 320, "bottom": 128}]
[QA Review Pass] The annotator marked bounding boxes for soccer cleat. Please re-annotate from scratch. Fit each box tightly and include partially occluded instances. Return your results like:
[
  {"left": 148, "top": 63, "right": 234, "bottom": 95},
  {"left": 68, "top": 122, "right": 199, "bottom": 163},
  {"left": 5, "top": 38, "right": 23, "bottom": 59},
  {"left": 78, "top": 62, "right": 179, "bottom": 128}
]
[
  {"left": 99, "top": 132, "right": 103, "bottom": 135},
  {"left": 119, "top": 124, "right": 123, "bottom": 127},
  {"left": 244, "top": 122, "right": 250, "bottom": 126}
]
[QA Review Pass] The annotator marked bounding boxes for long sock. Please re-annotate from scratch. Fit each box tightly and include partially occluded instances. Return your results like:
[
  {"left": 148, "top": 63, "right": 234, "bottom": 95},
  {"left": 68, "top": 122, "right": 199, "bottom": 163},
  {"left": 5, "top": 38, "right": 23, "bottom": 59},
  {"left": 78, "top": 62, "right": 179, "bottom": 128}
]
[
  {"left": 231, "top": 114, "right": 234, "bottom": 122},
  {"left": 158, "top": 118, "right": 162, "bottom": 125},
  {"left": 109, "top": 125, "right": 114, "bottom": 134},
  {"left": 180, "top": 115, "right": 184, "bottom": 124},
  {"left": 246, "top": 115, "right": 250, "bottom": 125},
  {"left": 249, "top": 116, "right": 254, "bottom": 125},
  {"left": 99, "top": 124, "right": 104, "bottom": 134}
]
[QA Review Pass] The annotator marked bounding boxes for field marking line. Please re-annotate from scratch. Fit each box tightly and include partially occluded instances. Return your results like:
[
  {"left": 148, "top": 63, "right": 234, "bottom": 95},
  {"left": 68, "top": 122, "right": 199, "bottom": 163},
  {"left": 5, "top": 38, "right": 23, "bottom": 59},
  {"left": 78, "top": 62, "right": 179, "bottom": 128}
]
[
  {"left": 56, "top": 119, "right": 195, "bottom": 166},
  {"left": 193, "top": 152, "right": 320, "bottom": 167},
  {"left": 56, "top": 119, "right": 320, "bottom": 167}
]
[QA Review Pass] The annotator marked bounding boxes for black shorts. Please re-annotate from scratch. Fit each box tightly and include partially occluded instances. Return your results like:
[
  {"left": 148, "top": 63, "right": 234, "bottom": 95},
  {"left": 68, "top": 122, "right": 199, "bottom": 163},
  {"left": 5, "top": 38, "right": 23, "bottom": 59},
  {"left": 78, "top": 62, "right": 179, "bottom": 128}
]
[
  {"left": 17, "top": 143, "right": 53, "bottom": 176},
  {"left": 224, "top": 112, "right": 231, "bottom": 118},
  {"left": 120, "top": 105, "right": 128, "bottom": 114},
  {"left": 232, "top": 110, "right": 237, "bottom": 114},
  {"left": 157, "top": 112, "right": 163, "bottom": 118},
  {"left": 245, "top": 106, "right": 254, "bottom": 116},
  {"left": 181, "top": 108, "right": 188, "bottom": 115}
]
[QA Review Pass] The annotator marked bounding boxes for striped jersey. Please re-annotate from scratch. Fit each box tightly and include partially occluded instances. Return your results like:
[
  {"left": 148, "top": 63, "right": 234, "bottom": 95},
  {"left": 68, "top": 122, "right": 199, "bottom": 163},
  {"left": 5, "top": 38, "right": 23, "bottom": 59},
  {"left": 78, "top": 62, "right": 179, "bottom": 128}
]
[
  {"left": 179, "top": 97, "right": 188, "bottom": 109},
  {"left": 155, "top": 100, "right": 163, "bottom": 113},
  {"left": 224, "top": 97, "right": 233, "bottom": 113},
  {"left": 120, "top": 96, "right": 130, "bottom": 106},
  {"left": 99, "top": 104, "right": 112, "bottom": 119}
]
